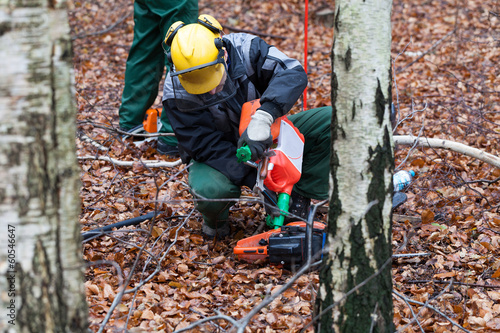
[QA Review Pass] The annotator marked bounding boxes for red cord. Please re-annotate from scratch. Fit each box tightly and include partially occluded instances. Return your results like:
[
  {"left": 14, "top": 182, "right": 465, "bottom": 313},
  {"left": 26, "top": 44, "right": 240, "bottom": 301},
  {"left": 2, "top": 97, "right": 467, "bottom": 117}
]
[{"left": 303, "top": 0, "right": 308, "bottom": 111}]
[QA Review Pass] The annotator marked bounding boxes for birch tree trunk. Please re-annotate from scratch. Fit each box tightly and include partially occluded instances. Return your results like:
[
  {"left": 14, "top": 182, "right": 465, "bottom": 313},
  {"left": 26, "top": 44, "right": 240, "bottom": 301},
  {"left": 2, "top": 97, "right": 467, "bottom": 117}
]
[
  {"left": 0, "top": 1, "right": 87, "bottom": 332},
  {"left": 315, "top": 0, "right": 394, "bottom": 332}
]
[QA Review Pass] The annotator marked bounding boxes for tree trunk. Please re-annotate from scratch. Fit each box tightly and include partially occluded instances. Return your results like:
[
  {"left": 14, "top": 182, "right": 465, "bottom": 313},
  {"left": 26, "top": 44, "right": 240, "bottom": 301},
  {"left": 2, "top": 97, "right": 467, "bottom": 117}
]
[
  {"left": 316, "top": 0, "right": 394, "bottom": 332},
  {"left": 0, "top": 1, "right": 88, "bottom": 332}
]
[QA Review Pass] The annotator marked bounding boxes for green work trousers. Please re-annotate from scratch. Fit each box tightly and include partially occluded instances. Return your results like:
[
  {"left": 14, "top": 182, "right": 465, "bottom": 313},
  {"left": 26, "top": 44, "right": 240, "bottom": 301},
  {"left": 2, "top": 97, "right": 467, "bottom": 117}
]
[
  {"left": 189, "top": 106, "right": 332, "bottom": 228},
  {"left": 118, "top": 0, "right": 198, "bottom": 146}
]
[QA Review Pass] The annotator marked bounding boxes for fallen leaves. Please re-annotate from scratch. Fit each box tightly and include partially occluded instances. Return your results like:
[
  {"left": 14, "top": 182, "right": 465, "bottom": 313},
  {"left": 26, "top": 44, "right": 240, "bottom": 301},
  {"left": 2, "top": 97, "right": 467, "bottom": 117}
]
[
  {"left": 492, "top": 267, "right": 500, "bottom": 279},
  {"left": 70, "top": 0, "right": 500, "bottom": 331}
]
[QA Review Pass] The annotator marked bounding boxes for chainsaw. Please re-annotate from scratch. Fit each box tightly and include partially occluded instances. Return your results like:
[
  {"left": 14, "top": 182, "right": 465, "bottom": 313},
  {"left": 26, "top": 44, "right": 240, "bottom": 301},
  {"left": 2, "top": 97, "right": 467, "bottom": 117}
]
[
  {"left": 233, "top": 100, "right": 408, "bottom": 268},
  {"left": 233, "top": 193, "right": 407, "bottom": 269},
  {"left": 234, "top": 221, "right": 326, "bottom": 268},
  {"left": 122, "top": 107, "right": 162, "bottom": 145},
  {"left": 234, "top": 100, "right": 327, "bottom": 269}
]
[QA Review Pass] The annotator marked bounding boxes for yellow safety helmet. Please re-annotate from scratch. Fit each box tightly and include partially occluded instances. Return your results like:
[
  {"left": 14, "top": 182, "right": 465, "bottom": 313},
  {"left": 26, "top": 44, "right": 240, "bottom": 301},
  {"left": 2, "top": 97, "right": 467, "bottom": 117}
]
[{"left": 165, "top": 15, "right": 225, "bottom": 95}]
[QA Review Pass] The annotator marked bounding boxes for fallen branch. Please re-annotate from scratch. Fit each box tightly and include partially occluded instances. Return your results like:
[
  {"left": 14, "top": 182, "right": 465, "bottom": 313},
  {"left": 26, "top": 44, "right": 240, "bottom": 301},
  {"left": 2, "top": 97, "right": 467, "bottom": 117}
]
[
  {"left": 78, "top": 155, "right": 182, "bottom": 168},
  {"left": 394, "top": 135, "right": 500, "bottom": 169},
  {"left": 98, "top": 210, "right": 194, "bottom": 333},
  {"left": 407, "top": 280, "right": 500, "bottom": 289},
  {"left": 78, "top": 121, "right": 176, "bottom": 138},
  {"left": 396, "top": 28, "right": 456, "bottom": 73},
  {"left": 393, "top": 214, "right": 421, "bottom": 224},
  {"left": 393, "top": 286, "right": 470, "bottom": 333},
  {"left": 222, "top": 24, "right": 288, "bottom": 39},
  {"left": 392, "top": 253, "right": 430, "bottom": 258},
  {"left": 79, "top": 132, "right": 109, "bottom": 151},
  {"left": 72, "top": 11, "right": 133, "bottom": 40},
  {"left": 395, "top": 291, "right": 425, "bottom": 333}
]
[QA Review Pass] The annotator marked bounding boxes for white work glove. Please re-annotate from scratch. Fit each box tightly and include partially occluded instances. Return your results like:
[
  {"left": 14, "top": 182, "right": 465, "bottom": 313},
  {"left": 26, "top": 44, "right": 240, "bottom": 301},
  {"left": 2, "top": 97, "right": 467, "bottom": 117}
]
[{"left": 237, "top": 110, "right": 274, "bottom": 161}]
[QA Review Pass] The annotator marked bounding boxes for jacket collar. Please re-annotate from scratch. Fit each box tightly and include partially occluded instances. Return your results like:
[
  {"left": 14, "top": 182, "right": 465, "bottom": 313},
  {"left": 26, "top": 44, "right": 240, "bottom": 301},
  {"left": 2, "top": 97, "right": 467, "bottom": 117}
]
[{"left": 224, "top": 38, "right": 246, "bottom": 80}]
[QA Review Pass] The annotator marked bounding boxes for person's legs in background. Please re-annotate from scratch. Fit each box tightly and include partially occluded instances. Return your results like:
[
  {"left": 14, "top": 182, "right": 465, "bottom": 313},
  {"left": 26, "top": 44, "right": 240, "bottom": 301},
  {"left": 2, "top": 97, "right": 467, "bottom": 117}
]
[
  {"left": 119, "top": 0, "right": 198, "bottom": 153},
  {"left": 119, "top": 0, "right": 164, "bottom": 131},
  {"left": 156, "top": 0, "right": 198, "bottom": 151}
]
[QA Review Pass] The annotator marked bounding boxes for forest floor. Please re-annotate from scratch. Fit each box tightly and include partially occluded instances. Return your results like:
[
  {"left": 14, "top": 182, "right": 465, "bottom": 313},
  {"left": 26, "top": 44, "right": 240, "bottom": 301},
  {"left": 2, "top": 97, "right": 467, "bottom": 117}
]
[{"left": 69, "top": 0, "right": 500, "bottom": 332}]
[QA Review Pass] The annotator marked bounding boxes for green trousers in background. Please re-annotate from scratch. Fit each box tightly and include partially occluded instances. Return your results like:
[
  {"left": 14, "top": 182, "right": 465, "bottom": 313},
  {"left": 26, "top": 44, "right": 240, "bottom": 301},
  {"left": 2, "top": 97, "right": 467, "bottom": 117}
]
[
  {"left": 189, "top": 106, "right": 332, "bottom": 228},
  {"left": 118, "top": 0, "right": 198, "bottom": 146}
]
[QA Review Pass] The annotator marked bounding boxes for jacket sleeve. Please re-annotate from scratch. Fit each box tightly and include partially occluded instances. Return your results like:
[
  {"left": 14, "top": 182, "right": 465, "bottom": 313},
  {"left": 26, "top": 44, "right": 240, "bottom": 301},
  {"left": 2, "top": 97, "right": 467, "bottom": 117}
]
[
  {"left": 163, "top": 99, "right": 256, "bottom": 187},
  {"left": 247, "top": 37, "right": 308, "bottom": 120}
]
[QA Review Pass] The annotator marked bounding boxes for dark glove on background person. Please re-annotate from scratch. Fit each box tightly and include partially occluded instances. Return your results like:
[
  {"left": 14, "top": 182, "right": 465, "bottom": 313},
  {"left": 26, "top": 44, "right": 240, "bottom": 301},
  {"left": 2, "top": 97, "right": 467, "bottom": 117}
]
[{"left": 237, "top": 110, "right": 274, "bottom": 161}]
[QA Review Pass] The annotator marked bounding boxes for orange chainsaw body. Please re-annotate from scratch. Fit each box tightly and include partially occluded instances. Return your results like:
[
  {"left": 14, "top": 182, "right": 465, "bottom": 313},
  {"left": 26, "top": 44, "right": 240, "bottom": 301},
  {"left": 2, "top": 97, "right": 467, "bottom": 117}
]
[
  {"left": 234, "top": 221, "right": 326, "bottom": 263},
  {"left": 143, "top": 108, "right": 162, "bottom": 133}
]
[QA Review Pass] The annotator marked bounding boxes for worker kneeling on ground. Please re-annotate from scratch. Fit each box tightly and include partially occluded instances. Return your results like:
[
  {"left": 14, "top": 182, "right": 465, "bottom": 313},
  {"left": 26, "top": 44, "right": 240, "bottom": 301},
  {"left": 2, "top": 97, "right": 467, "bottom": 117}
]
[{"left": 162, "top": 14, "right": 332, "bottom": 238}]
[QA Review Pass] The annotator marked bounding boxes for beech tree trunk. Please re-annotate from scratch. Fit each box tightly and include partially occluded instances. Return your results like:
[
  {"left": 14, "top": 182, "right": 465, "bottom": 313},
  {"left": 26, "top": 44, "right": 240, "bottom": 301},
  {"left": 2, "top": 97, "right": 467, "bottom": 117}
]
[
  {"left": 0, "top": 1, "right": 88, "bottom": 332},
  {"left": 316, "top": 1, "right": 394, "bottom": 332}
]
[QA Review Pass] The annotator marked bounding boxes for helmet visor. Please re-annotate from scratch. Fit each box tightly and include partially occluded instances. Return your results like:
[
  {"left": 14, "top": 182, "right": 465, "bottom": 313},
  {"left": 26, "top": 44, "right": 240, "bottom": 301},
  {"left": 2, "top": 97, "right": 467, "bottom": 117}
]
[
  {"left": 171, "top": 62, "right": 237, "bottom": 112},
  {"left": 170, "top": 47, "right": 225, "bottom": 77},
  {"left": 171, "top": 47, "right": 225, "bottom": 94}
]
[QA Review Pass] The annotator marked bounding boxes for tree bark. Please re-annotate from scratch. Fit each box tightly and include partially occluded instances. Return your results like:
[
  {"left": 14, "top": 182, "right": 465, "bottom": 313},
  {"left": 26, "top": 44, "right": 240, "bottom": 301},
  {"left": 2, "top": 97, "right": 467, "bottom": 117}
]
[
  {"left": 316, "top": 0, "right": 394, "bottom": 332},
  {"left": 0, "top": 1, "right": 88, "bottom": 332}
]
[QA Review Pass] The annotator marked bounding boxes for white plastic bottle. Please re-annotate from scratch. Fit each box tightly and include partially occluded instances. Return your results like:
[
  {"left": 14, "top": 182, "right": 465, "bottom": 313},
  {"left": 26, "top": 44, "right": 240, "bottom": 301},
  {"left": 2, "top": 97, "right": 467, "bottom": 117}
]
[{"left": 393, "top": 170, "right": 415, "bottom": 192}]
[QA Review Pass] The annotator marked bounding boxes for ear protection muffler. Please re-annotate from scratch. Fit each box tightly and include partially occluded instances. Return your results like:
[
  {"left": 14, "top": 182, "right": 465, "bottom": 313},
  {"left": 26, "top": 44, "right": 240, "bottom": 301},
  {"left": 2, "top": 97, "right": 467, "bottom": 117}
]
[
  {"left": 164, "top": 15, "right": 224, "bottom": 68},
  {"left": 197, "top": 14, "right": 223, "bottom": 34}
]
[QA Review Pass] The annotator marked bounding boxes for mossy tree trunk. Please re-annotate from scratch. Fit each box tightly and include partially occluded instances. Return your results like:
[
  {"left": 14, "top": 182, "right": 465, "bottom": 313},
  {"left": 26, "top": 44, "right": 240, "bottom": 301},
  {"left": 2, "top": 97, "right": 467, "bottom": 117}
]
[
  {"left": 315, "top": 0, "right": 394, "bottom": 332},
  {"left": 0, "top": 1, "right": 88, "bottom": 332}
]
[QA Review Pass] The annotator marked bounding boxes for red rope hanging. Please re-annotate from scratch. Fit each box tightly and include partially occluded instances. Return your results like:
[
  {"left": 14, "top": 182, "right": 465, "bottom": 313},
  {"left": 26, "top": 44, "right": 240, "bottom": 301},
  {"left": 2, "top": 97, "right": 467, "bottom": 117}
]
[{"left": 303, "top": 0, "right": 309, "bottom": 111}]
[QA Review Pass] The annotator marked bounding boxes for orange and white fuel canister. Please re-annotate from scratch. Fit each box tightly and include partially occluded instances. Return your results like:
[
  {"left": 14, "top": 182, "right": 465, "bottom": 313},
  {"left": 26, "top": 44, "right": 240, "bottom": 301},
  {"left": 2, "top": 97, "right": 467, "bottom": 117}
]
[
  {"left": 264, "top": 117, "right": 304, "bottom": 196},
  {"left": 238, "top": 99, "right": 305, "bottom": 228}
]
